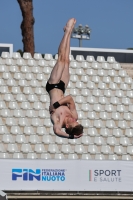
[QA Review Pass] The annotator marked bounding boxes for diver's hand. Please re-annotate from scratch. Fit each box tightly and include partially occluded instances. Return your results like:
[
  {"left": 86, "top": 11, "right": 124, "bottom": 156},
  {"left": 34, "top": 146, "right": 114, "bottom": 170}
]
[
  {"left": 74, "top": 134, "right": 83, "bottom": 139},
  {"left": 49, "top": 105, "right": 55, "bottom": 113}
]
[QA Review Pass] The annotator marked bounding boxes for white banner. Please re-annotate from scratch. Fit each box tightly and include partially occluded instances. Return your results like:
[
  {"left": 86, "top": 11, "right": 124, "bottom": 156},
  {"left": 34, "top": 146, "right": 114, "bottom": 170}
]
[{"left": 0, "top": 159, "right": 133, "bottom": 191}]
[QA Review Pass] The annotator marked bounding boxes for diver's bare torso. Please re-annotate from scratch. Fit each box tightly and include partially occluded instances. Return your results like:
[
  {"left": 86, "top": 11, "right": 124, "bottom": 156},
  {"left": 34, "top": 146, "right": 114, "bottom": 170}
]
[{"left": 49, "top": 88, "right": 76, "bottom": 127}]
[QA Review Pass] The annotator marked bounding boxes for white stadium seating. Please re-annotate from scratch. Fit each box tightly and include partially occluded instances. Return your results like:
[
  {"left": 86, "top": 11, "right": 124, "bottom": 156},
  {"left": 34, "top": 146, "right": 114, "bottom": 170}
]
[{"left": 0, "top": 52, "right": 133, "bottom": 160}]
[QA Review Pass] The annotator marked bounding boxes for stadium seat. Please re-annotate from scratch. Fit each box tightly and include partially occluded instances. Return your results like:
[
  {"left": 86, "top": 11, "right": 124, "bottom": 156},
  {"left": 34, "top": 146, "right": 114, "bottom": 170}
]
[
  {"left": 0, "top": 143, "right": 6, "bottom": 152},
  {"left": 118, "top": 120, "right": 128, "bottom": 129},
  {"left": 1, "top": 109, "right": 12, "bottom": 117},
  {"left": 76, "top": 55, "right": 84, "bottom": 62},
  {"left": 94, "top": 136, "right": 105, "bottom": 146},
  {"left": 14, "top": 72, "right": 24, "bottom": 80},
  {"left": 127, "top": 146, "right": 133, "bottom": 155},
  {"left": 93, "top": 89, "right": 102, "bottom": 97},
  {"left": 16, "top": 93, "right": 26, "bottom": 102},
  {"left": 119, "top": 69, "right": 127, "bottom": 77},
  {"left": 0, "top": 78, "right": 5, "bottom": 86},
  {"left": 75, "top": 81, "right": 85, "bottom": 89},
  {"left": 114, "top": 145, "right": 125, "bottom": 155},
  {"left": 81, "top": 61, "right": 90, "bottom": 69},
  {"left": 74, "top": 144, "right": 86, "bottom": 154},
  {"left": 81, "top": 154, "right": 92, "bottom": 160},
  {"left": 81, "top": 135, "right": 93, "bottom": 145},
  {"left": 77, "top": 110, "right": 86, "bottom": 119},
  {"left": 1, "top": 52, "right": 10, "bottom": 59},
  {"left": 99, "top": 111, "right": 109, "bottom": 120},
  {"left": 41, "top": 153, "right": 51, "bottom": 159},
  {"left": 4, "top": 93, "right": 14, "bottom": 101},
  {"left": 13, "top": 152, "right": 24, "bottom": 159},
  {"left": 76, "top": 96, "right": 85, "bottom": 104},
  {"left": 81, "top": 119, "right": 92, "bottom": 128},
  {"left": 81, "top": 103, "right": 92, "bottom": 112},
  {"left": 0, "top": 152, "right": 10, "bottom": 159},
  {"left": 61, "top": 144, "right": 73, "bottom": 154},
  {"left": 70, "top": 74, "right": 79, "bottom": 82},
  {"left": 111, "top": 112, "right": 121, "bottom": 120},
  {"left": 27, "top": 152, "right": 38, "bottom": 159},
  {"left": 101, "top": 145, "right": 112, "bottom": 154},
  {"left": 123, "top": 112, "right": 133, "bottom": 121},
  {"left": 88, "top": 145, "right": 99, "bottom": 154},
  {"left": 0, "top": 86, "right": 9, "bottom": 93},
  {"left": 86, "top": 68, "right": 96, "bottom": 76},
  {"left": 16, "top": 135, "right": 27, "bottom": 143},
  {"left": 87, "top": 96, "right": 97, "bottom": 104},
  {"left": 92, "top": 75, "right": 100, "bottom": 83},
  {"left": 54, "top": 153, "right": 65, "bottom": 160},
  {"left": 87, "top": 111, "right": 98, "bottom": 120},
  {"left": 0, "top": 126, "right": 9, "bottom": 134},
  {"left": 81, "top": 75, "right": 90, "bottom": 83},
  {"left": 114, "top": 76, "right": 122, "bottom": 84},
  {"left": 76, "top": 68, "right": 85, "bottom": 76},
  {"left": 16, "top": 58, "right": 26, "bottom": 66},
  {"left": 125, "top": 128, "right": 133, "bottom": 137},
  {"left": 87, "top": 127, "right": 98, "bottom": 136},
  {"left": 103, "top": 76, "right": 111, "bottom": 83},
  {"left": 12, "top": 52, "right": 21, "bottom": 59},
  {"left": 11, "top": 126, "right": 22, "bottom": 135},
  {"left": 110, "top": 97, "right": 120, "bottom": 105},
  {"left": 127, "top": 90, "right": 133, "bottom": 98},
  {"left": 44, "top": 54, "right": 53, "bottom": 61},
  {"left": 92, "top": 62, "right": 100, "bottom": 69},
  {"left": 48, "top": 144, "right": 60, "bottom": 154},
  {"left": 106, "top": 120, "right": 116, "bottom": 129},
  {"left": 117, "top": 105, "right": 127, "bottom": 113},
  {"left": 98, "top": 82, "right": 107, "bottom": 90},
  {"left": 102, "top": 62, "right": 110, "bottom": 69},
  {"left": 113, "top": 128, "right": 123, "bottom": 137},
  {"left": 11, "top": 86, "right": 21, "bottom": 94},
  {"left": 97, "top": 56, "right": 105, "bottom": 63},
  {"left": 55, "top": 136, "right": 68, "bottom": 145},
  {"left": 7, "top": 143, "right": 18, "bottom": 152},
  {"left": 125, "top": 77, "right": 132, "bottom": 84},
  {"left": 107, "top": 136, "right": 118, "bottom": 146},
  {"left": 29, "top": 135, "right": 40, "bottom": 144},
  {"left": 95, "top": 153, "right": 105, "bottom": 160},
  {"left": 109, "top": 82, "right": 118, "bottom": 90},
  {"left": 108, "top": 154, "right": 118, "bottom": 160},
  {"left": 0, "top": 101, "right": 7, "bottom": 109},
  {"left": 86, "top": 55, "right": 95, "bottom": 62},
  {"left": 107, "top": 56, "right": 115, "bottom": 63},
  {"left": 42, "top": 135, "right": 53, "bottom": 144},
  {"left": 68, "top": 153, "right": 78, "bottom": 159},
  {"left": 69, "top": 55, "right": 74, "bottom": 61},
  {"left": 24, "top": 126, "right": 35, "bottom": 135},
  {"left": 21, "top": 102, "right": 31, "bottom": 110},
  {"left": 21, "top": 143, "right": 32, "bottom": 153},
  {"left": 6, "top": 118, "right": 17, "bottom": 126},
  {"left": 120, "top": 136, "right": 131, "bottom": 146},
  {"left": 35, "top": 143, "right": 46, "bottom": 153},
  {"left": 2, "top": 134, "right": 14, "bottom": 143},
  {"left": 23, "top": 52, "right": 32, "bottom": 59},
  {"left": 113, "top": 63, "right": 121, "bottom": 70},
  {"left": 0, "top": 65, "right": 8, "bottom": 72},
  {"left": 34, "top": 53, "right": 42, "bottom": 60},
  {"left": 100, "top": 128, "right": 112, "bottom": 137},
  {"left": 31, "top": 118, "right": 42, "bottom": 127},
  {"left": 35, "top": 126, "right": 47, "bottom": 135},
  {"left": 13, "top": 109, "right": 25, "bottom": 118},
  {"left": 19, "top": 118, "right": 30, "bottom": 126},
  {"left": 98, "top": 69, "right": 107, "bottom": 76},
  {"left": 115, "top": 90, "right": 124, "bottom": 98},
  {"left": 120, "top": 83, "right": 129, "bottom": 90},
  {"left": 122, "top": 97, "right": 131, "bottom": 105},
  {"left": 122, "top": 154, "right": 132, "bottom": 161},
  {"left": 104, "top": 89, "right": 113, "bottom": 97},
  {"left": 93, "top": 104, "right": 103, "bottom": 112},
  {"left": 70, "top": 88, "right": 80, "bottom": 96},
  {"left": 99, "top": 96, "right": 108, "bottom": 104}
]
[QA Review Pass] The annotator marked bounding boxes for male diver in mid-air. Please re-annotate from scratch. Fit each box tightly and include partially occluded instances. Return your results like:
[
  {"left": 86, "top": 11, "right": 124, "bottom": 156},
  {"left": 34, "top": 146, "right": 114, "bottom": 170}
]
[{"left": 46, "top": 18, "right": 83, "bottom": 139}]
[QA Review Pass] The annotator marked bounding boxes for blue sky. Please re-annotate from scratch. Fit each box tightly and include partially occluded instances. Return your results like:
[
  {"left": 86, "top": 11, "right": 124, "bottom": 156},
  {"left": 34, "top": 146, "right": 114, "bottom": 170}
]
[{"left": 0, "top": 0, "right": 133, "bottom": 54}]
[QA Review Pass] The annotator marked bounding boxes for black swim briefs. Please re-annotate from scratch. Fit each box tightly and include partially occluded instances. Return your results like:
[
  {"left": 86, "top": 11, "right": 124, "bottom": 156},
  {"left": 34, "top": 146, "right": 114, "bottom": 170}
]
[{"left": 46, "top": 80, "right": 65, "bottom": 94}]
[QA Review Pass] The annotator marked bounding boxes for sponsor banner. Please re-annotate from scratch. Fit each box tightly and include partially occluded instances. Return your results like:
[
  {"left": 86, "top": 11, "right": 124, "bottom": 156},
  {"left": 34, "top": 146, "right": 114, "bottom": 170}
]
[{"left": 1, "top": 159, "right": 133, "bottom": 191}]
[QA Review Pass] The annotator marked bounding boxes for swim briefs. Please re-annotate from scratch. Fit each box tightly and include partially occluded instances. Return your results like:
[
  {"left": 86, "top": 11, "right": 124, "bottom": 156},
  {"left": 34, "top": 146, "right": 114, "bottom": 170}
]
[{"left": 46, "top": 80, "right": 65, "bottom": 94}]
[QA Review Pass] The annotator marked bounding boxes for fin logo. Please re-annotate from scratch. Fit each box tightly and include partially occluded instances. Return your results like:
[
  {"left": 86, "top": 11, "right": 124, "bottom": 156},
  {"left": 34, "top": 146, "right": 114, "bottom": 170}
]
[
  {"left": 12, "top": 169, "right": 41, "bottom": 181},
  {"left": 12, "top": 169, "right": 66, "bottom": 181}
]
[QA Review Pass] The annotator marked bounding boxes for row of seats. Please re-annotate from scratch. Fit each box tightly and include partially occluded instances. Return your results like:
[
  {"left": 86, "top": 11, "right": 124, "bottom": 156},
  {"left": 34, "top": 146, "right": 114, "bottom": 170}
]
[
  {"left": 0, "top": 66, "right": 127, "bottom": 77},
  {"left": 1, "top": 52, "right": 116, "bottom": 63},
  {"left": 1, "top": 117, "right": 133, "bottom": 128},
  {"left": 0, "top": 134, "right": 133, "bottom": 146},
  {"left": 1, "top": 143, "right": 133, "bottom": 155},
  {"left": 1, "top": 152, "right": 132, "bottom": 160},
  {"left": 1, "top": 109, "right": 133, "bottom": 120},
  {"left": 0, "top": 125, "right": 132, "bottom": 137}
]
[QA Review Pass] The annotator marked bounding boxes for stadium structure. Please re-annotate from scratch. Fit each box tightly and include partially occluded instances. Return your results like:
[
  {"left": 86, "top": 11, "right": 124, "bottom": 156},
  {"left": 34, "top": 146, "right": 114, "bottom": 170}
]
[{"left": 1, "top": 44, "right": 133, "bottom": 199}]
